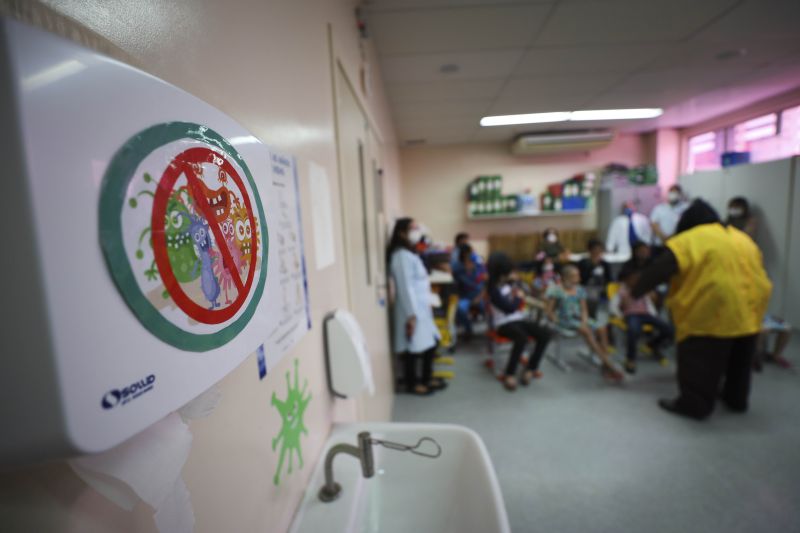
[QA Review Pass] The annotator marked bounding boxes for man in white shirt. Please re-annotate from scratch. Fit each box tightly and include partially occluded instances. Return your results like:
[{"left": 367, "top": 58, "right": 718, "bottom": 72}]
[
  {"left": 650, "top": 184, "right": 689, "bottom": 252},
  {"left": 606, "top": 201, "right": 652, "bottom": 259}
]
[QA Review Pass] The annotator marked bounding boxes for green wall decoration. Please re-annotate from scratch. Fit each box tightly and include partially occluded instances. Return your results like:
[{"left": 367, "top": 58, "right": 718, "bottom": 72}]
[{"left": 271, "top": 358, "right": 312, "bottom": 486}]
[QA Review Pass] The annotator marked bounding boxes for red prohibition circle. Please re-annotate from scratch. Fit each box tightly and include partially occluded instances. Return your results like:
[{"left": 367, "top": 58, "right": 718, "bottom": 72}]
[{"left": 151, "top": 146, "right": 259, "bottom": 325}]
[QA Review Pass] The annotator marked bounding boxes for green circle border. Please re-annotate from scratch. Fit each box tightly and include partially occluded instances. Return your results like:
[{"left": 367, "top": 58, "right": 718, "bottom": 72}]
[{"left": 99, "top": 122, "right": 269, "bottom": 352}]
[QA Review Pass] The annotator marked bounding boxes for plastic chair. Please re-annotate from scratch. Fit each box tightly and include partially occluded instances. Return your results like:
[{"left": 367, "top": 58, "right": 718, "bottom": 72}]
[{"left": 433, "top": 293, "right": 459, "bottom": 352}]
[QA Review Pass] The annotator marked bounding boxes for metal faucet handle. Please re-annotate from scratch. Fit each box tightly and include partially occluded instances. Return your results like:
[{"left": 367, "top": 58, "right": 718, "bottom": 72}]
[{"left": 369, "top": 436, "right": 442, "bottom": 459}]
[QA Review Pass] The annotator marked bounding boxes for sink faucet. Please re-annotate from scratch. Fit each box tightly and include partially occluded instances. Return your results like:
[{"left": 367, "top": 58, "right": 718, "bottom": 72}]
[{"left": 318, "top": 431, "right": 374, "bottom": 502}]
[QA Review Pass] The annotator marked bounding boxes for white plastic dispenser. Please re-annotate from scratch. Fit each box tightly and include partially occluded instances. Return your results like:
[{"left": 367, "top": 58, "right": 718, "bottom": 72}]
[{"left": 0, "top": 18, "right": 287, "bottom": 464}]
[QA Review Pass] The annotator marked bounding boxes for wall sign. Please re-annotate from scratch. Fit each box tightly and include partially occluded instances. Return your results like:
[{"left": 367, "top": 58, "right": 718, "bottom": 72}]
[{"left": 100, "top": 122, "right": 268, "bottom": 351}]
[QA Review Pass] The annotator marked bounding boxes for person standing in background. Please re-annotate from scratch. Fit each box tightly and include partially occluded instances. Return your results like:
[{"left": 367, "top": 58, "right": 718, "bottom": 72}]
[
  {"left": 725, "top": 196, "right": 757, "bottom": 238},
  {"left": 606, "top": 201, "right": 652, "bottom": 259},
  {"left": 388, "top": 218, "right": 442, "bottom": 396},
  {"left": 650, "top": 184, "right": 689, "bottom": 256},
  {"left": 632, "top": 200, "right": 772, "bottom": 420}
]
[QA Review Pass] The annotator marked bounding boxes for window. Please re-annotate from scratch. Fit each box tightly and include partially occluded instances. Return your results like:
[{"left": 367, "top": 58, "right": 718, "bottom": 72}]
[
  {"left": 684, "top": 104, "right": 800, "bottom": 173},
  {"left": 687, "top": 131, "right": 724, "bottom": 173}
]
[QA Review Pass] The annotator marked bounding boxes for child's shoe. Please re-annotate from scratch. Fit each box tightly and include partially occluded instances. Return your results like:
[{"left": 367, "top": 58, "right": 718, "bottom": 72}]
[{"left": 603, "top": 364, "right": 625, "bottom": 382}]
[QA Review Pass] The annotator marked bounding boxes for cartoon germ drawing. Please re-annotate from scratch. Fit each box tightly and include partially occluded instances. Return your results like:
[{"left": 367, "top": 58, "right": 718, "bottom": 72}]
[
  {"left": 271, "top": 358, "right": 311, "bottom": 486},
  {"left": 189, "top": 213, "right": 221, "bottom": 309}
]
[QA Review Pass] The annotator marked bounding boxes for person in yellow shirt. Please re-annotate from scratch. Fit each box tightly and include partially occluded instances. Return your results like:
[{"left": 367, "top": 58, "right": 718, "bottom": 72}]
[{"left": 631, "top": 199, "right": 772, "bottom": 420}]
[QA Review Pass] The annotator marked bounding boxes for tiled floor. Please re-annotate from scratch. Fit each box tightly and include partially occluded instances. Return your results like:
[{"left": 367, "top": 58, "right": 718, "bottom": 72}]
[{"left": 393, "top": 335, "right": 800, "bottom": 533}]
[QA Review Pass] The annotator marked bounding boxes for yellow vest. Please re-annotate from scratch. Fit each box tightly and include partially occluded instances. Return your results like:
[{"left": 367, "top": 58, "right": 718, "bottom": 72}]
[{"left": 666, "top": 223, "right": 772, "bottom": 342}]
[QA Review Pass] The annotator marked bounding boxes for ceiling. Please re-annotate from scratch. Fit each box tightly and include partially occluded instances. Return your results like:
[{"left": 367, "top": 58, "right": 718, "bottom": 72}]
[{"left": 363, "top": 0, "right": 800, "bottom": 145}]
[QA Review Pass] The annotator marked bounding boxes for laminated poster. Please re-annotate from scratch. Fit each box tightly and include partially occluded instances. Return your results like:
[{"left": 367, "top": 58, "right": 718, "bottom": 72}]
[{"left": 100, "top": 122, "right": 310, "bottom": 362}]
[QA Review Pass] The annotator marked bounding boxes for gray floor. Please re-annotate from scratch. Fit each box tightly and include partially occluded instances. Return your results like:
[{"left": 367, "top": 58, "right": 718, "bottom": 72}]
[{"left": 392, "top": 336, "right": 800, "bottom": 533}]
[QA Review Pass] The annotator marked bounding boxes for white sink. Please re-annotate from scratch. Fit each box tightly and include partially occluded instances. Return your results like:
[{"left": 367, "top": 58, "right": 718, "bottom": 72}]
[{"left": 289, "top": 423, "right": 510, "bottom": 533}]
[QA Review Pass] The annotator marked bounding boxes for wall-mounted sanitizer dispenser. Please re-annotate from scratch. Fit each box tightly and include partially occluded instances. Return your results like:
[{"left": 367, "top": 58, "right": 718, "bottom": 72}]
[{"left": 0, "top": 17, "right": 289, "bottom": 464}]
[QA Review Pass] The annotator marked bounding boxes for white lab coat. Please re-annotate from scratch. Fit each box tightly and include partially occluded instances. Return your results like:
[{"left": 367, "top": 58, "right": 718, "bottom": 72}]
[
  {"left": 390, "top": 249, "right": 440, "bottom": 354},
  {"left": 606, "top": 212, "right": 652, "bottom": 259}
]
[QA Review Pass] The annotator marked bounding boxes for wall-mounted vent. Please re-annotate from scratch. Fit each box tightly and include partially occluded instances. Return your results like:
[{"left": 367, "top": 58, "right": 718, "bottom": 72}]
[{"left": 511, "top": 130, "right": 614, "bottom": 155}]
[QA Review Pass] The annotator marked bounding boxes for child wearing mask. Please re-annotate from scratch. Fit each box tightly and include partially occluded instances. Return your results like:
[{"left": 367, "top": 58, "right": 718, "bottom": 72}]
[
  {"left": 452, "top": 244, "right": 486, "bottom": 339},
  {"left": 546, "top": 264, "right": 623, "bottom": 381},
  {"left": 536, "top": 227, "right": 570, "bottom": 262},
  {"left": 577, "top": 238, "right": 612, "bottom": 318},
  {"left": 621, "top": 241, "right": 652, "bottom": 275},
  {"left": 612, "top": 267, "right": 674, "bottom": 374},
  {"left": 532, "top": 255, "right": 559, "bottom": 297},
  {"left": 487, "top": 253, "right": 552, "bottom": 391}
]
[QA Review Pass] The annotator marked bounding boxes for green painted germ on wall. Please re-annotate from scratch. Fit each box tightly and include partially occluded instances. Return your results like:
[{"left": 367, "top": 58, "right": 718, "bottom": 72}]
[{"left": 271, "top": 358, "right": 311, "bottom": 486}]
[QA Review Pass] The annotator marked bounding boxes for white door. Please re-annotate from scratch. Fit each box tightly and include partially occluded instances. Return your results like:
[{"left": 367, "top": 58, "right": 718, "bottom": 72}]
[{"left": 334, "top": 64, "right": 392, "bottom": 421}]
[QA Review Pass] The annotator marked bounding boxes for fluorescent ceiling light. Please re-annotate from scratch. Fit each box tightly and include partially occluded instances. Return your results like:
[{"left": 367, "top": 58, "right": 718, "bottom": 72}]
[
  {"left": 569, "top": 108, "right": 663, "bottom": 121},
  {"left": 480, "top": 108, "right": 662, "bottom": 126},
  {"left": 480, "top": 112, "right": 571, "bottom": 127}
]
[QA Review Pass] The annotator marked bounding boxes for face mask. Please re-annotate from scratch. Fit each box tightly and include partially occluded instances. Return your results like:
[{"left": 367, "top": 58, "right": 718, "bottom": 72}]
[
  {"left": 408, "top": 228, "right": 423, "bottom": 244},
  {"left": 546, "top": 233, "right": 558, "bottom": 243},
  {"left": 623, "top": 207, "right": 633, "bottom": 216},
  {"left": 543, "top": 263, "right": 554, "bottom": 272},
  {"left": 668, "top": 191, "right": 681, "bottom": 204},
  {"left": 728, "top": 208, "right": 744, "bottom": 218}
]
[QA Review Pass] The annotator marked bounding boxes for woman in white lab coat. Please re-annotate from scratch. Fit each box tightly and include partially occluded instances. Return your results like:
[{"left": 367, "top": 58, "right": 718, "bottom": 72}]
[{"left": 388, "top": 218, "right": 441, "bottom": 395}]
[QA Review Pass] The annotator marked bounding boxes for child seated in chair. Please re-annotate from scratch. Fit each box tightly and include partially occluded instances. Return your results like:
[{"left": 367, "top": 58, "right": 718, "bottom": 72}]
[
  {"left": 755, "top": 315, "right": 793, "bottom": 370},
  {"left": 545, "top": 264, "right": 623, "bottom": 381},
  {"left": 612, "top": 267, "right": 674, "bottom": 374},
  {"left": 487, "top": 252, "right": 552, "bottom": 391}
]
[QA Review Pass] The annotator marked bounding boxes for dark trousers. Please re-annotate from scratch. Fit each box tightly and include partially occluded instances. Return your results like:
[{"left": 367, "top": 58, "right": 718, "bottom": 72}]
[
  {"left": 496, "top": 320, "right": 552, "bottom": 376},
  {"left": 625, "top": 314, "right": 674, "bottom": 361},
  {"left": 674, "top": 335, "right": 757, "bottom": 419},
  {"left": 403, "top": 346, "right": 436, "bottom": 390}
]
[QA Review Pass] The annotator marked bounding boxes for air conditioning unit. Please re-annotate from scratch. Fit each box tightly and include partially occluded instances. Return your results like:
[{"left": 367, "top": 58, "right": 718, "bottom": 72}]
[{"left": 511, "top": 130, "right": 614, "bottom": 155}]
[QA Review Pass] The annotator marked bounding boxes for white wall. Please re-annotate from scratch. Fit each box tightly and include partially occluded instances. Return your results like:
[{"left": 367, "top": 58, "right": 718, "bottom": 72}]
[
  {"left": 0, "top": 1, "right": 400, "bottom": 532},
  {"left": 399, "top": 134, "right": 647, "bottom": 256}
]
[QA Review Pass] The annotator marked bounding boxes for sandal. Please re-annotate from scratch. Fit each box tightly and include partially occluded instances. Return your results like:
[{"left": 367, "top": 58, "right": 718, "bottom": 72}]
[
  {"left": 520, "top": 370, "right": 534, "bottom": 386},
  {"left": 502, "top": 376, "right": 517, "bottom": 391},
  {"left": 429, "top": 378, "right": 449, "bottom": 391},
  {"left": 602, "top": 365, "right": 624, "bottom": 383}
]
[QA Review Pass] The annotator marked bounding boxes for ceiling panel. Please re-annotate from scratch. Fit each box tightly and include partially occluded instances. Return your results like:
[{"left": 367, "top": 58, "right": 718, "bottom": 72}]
[
  {"left": 396, "top": 117, "right": 481, "bottom": 142},
  {"left": 694, "top": 0, "right": 800, "bottom": 42},
  {"left": 366, "top": 0, "right": 800, "bottom": 145},
  {"left": 380, "top": 49, "right": 524, "bottom": 83},
  {"left": 388, "top": 79, "right": 505, "bottom": 103},
  {"left": 536, "top": 0, "right": 739, "bottom": 45},
  {"left": 608, "top": 67, "right": 758, "bottom": 97},
  {"left": 391, "top": 98, "right": 491, "bottom": 120},
  {"left": 366, "top": 0, "right": 550, "bottom": 9},
  {"left": 583, "top": 88, "right": 697, "bottom": 111},
  {"left": 513, "top": 43, "right": 668, "bottom": 76},
  {"left": 368, "top": 4, "right": 553, "bottom": 55},
  {"left": 487, "top": 74, "right": 622, "bottom": 114},
  {"left": 642, "top": 38, "right": 800, "bottom": 71}
]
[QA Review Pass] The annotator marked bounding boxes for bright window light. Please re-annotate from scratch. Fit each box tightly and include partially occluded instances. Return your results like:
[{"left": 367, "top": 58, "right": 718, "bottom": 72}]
[
  {"left": 480, "top": 108, "right": 662, "bottom": 126},
  {"left": 569, "top": 108, "right": 663, "bottom": 121},
  {"left": 480, "top": 112, "right": 571, "bottom": 127}
]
